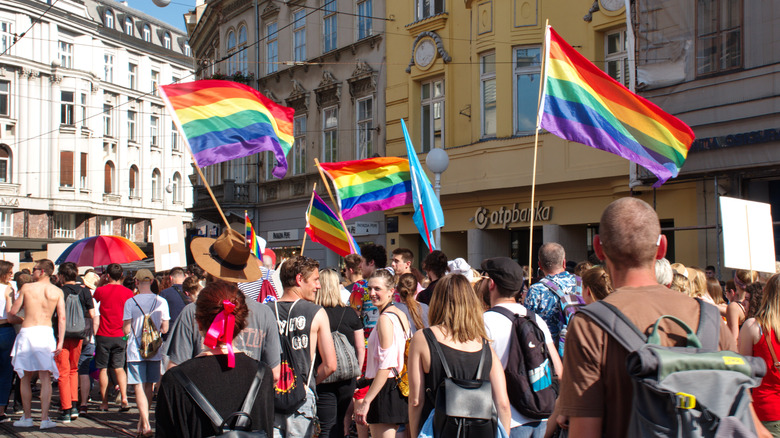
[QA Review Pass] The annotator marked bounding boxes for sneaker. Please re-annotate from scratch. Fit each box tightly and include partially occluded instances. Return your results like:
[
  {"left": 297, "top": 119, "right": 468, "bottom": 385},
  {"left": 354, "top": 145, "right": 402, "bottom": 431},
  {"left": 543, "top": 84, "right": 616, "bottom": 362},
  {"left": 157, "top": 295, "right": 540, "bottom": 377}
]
[
  {"left": 0, "top": 414, "right": 11, "bottom": 423},
  {"left": 57, "top": 411, "right": 71, "bottom": 423},
  {"left": 78, "top": 405, "right": 88, "bottom": 416},
  {"left": 70, "top": 406, "right": 79, "bottom": 419},
  {"left": 40, "top": 419, "right": 57, "bottom": 430},
  {"left": 13, "top": 416, "right": 33, "bottom": 427}
]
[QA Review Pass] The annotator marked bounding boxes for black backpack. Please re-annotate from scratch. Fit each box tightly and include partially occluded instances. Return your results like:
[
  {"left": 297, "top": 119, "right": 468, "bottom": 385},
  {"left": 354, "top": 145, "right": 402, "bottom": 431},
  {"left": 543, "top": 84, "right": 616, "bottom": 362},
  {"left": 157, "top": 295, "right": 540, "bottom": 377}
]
[
  {"left": 271, "top": 300, "right": 310, "bottom": 415},
  {"left": 488, "top": 306, "right": 557, "bottom": 419},
  {"left": 171, "top": 362, "right": 269, "bottom": 437},
  {"left": 427, "top": 328, "right": 497, "bottom": 438}
]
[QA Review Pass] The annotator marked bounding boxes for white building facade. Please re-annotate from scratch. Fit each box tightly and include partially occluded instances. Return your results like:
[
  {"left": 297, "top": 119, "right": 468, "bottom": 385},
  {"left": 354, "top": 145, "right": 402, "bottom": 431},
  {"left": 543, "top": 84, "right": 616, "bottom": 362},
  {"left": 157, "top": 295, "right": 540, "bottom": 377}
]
[{"left": 0, "top": 0, "right": 194, "bottom": 257}]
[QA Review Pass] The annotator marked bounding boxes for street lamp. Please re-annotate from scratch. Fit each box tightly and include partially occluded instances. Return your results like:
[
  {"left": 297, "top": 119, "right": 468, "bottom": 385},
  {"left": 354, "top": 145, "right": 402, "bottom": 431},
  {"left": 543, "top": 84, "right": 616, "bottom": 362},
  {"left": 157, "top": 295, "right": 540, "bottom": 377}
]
[{"left": 425, "top": 147, "right": 449, "bottom": 250}]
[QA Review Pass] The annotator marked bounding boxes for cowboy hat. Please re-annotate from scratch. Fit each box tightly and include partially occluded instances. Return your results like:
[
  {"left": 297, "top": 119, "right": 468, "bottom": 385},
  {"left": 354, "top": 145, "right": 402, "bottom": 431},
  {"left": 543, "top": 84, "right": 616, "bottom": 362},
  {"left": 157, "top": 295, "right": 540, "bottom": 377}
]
[{"left": 190, "top": 228, "right": 262, "bottom": 283}]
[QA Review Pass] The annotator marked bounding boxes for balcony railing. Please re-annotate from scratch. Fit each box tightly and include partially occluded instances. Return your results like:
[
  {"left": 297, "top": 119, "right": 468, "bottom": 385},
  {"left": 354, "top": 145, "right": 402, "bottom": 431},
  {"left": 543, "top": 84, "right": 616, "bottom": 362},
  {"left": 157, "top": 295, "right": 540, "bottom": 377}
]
[{"left": 54, "top": 228, "right": 76, "bottom": 239}]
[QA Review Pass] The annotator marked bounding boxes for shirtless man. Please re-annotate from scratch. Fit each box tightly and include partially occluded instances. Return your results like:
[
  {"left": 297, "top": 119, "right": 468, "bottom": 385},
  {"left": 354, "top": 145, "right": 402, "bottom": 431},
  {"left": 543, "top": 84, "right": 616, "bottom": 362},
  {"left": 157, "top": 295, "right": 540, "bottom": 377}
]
[{"left": 9, "top": 259, "right": 65, "bottom": 430}]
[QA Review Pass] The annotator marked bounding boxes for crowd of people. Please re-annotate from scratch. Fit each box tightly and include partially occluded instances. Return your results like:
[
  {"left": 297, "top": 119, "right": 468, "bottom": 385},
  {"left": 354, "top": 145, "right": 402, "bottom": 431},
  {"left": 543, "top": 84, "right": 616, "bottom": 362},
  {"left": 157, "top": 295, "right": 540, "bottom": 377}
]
[{"left": 0, "top": 197, "right": 778, "bottom": 437}]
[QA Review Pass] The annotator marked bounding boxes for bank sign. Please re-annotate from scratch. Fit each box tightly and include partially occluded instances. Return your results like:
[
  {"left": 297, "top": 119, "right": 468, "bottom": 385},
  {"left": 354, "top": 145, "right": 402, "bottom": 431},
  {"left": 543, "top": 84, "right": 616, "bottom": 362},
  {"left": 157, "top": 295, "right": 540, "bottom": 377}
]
[{"left": 474, "top": 202, "right": 553, "bottom": 229}]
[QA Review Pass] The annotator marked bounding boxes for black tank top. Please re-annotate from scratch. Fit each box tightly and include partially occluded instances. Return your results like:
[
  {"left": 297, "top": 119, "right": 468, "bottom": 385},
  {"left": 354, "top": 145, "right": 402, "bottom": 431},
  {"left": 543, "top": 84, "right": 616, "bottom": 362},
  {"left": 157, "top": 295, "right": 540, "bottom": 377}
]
[
  {"left": 421, "top": 328, "right": 492, "bottom": 423},
  {"left": 269, "top": 300, "right": 322, "bottom": 385}
]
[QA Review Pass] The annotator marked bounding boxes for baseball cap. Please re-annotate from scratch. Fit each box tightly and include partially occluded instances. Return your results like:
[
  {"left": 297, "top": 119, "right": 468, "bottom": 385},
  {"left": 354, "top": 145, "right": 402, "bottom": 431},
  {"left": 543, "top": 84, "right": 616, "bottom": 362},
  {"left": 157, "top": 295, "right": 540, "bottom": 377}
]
[
  {"left": 480, "top": 257, "right": 524, "bottom": 292},
  {"left": 134, "top": 269, "right": 154, "bottom": 282}
]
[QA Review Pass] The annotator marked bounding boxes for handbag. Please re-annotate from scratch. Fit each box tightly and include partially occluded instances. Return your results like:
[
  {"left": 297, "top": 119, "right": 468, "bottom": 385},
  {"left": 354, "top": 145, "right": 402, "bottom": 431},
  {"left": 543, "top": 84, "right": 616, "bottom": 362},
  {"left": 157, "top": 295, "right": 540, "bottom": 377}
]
[{"left": 322, "top": 307, "right": 360, "bottom": 384}]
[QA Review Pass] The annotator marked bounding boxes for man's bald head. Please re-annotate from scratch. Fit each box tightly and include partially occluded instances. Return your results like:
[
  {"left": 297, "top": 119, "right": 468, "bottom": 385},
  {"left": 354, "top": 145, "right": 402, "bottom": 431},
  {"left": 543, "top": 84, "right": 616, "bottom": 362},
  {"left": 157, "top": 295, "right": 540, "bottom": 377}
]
[{"left": 598, "top": 198, "right": 661, "bottom": 270}]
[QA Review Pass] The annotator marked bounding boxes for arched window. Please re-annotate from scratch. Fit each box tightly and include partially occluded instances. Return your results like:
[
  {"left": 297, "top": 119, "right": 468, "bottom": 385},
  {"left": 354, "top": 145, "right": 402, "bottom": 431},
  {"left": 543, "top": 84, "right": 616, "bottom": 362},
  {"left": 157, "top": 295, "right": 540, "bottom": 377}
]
[
  {"left": 172, "top": 172, "right": 182, "bottom": 203},
  {"left": 152, "top": 168, "right": 161, "bottom": 200},
  {"left": 238, "top": 26, "right": 248, "bottom": 74},
  {"left": 143, "top": 24, "right": 151, "bottom": 42},
  {"left": 0, "top": 145, "right": 11, "bottom": 184},
  {"left": 226, "top": 30, "right": 236, "bottom": 74},
  {"left": 129, "top": 165, "right": 138, "bottom": 197},
  {"left": 105, "top": 9, "right": 114, "bottom": 29},
  {"left": 104, "top": 161, "right": 115, "bottom": 194},
  {"left": 163, "top": 32, "right": 171, "bottom": 49}
]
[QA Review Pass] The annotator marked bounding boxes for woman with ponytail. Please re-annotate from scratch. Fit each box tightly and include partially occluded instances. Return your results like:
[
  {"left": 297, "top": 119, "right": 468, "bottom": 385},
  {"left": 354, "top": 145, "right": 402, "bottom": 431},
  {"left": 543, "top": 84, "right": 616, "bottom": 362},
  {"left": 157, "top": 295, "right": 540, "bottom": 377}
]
[
  {"left": 581, "top": 266, "right": 613, "bottom": 304},
  {"left": 394, "top": 273, "right": 428, "bottom": 334}
]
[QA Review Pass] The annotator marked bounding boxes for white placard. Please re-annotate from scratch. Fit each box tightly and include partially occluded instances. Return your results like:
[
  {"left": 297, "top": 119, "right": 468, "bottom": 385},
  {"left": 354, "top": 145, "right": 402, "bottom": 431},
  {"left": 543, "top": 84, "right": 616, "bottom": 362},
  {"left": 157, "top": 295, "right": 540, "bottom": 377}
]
[
  {"left": 720, "top": 196, "right": 776, "bottom": 273},
  {"left": 152, "top": 217, "right": 187, "bottom": 272},
  {"left": 47, "top": 243, "right": 72, "bottom": 265},
  {"left": 0, "top": 252, "right": 19, "bottom": 273}
]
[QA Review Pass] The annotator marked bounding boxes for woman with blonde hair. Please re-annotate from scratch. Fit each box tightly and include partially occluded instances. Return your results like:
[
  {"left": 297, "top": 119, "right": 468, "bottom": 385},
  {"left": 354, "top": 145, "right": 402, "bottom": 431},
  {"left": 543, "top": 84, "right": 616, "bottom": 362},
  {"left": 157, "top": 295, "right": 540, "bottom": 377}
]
[
  {"left": 407, "top": 274, "right": 511, "bottom": 437},
  {"left": 739, "top": 274, "right": 780, "bottom": 435},
  {"left": 315, "top": 269, "right": 364, "bottom": 438},
  {"left": 688, "top": 268, "right": 708, "bottom": 299},
  {"left": 727, "top": 269, "right": 760, "bottom": 343}
]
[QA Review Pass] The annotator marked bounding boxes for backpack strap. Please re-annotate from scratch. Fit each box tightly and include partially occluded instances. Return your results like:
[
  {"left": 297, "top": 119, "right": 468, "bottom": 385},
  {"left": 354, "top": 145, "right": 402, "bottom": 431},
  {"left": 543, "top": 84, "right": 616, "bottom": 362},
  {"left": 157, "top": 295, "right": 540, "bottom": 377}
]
[
  {"left": 694, "top": 298, "right": 721, "bottom": 350},
  {"left": 539, "top": 278, "right": 564, "bottom": 299},
  {"left": 132, "top": 297, "right": 146, "bottom": 315},
  {"left": 487, "top": 305, "right": 537, "bottom": 324},
  {"left": 233, "top": 362, "right": 266, "bottom": 431},
  {"left": 425, "top": 328, "right": 488, "bottom": 380},
  {"left": 577, "top": 300, "right": 647, "bottom": 353}
]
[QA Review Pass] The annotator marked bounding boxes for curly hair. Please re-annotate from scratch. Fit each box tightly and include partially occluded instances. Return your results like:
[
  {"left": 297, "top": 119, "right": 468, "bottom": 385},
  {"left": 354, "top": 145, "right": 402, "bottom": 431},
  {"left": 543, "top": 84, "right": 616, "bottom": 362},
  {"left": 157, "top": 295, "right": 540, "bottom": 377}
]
[
  {"left": 279, "top": 256, "right": 320, "bottom": 288},
  {"left": 422, "top": 250, "right": 449, "bottom": 279}
]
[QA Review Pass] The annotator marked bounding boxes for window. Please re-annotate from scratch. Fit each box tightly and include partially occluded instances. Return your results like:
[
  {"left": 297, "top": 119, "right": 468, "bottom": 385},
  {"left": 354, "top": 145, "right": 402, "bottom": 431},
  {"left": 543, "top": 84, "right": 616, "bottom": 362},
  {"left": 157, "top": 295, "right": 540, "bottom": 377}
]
[
  {"left": 605, "top": 29, "right": 629, "bottom": 87},
  {"left": 80, "top": 152, "right": 87, "bottom": 189},
  {"left": 61, "top": 91, "right": 75, "bottom": 125},
  {"left": 53, "top": 213, "right": 75, "bottom": 239},
  {"left": 127, "top": 110, "right": 136, "bottom": 142},
  {"left": 420, "top": 79, "right": 444, "bottom": 152},
  {"left": 104, "top": 53, "right": 114, "bottom": 82},
  {"left": 293, "top": 115, "right": 306, "bottom": 175},
  {"left": 60, "top": 151, "right": 74, "bottom": 187},
  {"left": 358, "top": 0, "right": 372, "bottom": 39},
  {"left": 323, "top": 0, "right": 337, "bottom": 52},
  {"left": 124, "top": 220, "right": 135, "bottom": 240},
  {"left": 103, "top": 104, "right": 113, "bottom": 137},
  {"left": 266, "top": 23, "right": 278, "bottom": 74},
  {"left": 238, "top": 26, "right": 248, "bottom": 73},
  {"left": 417, "top": 0, "right": 444, "bottom": 20},
  {"left": 0, "top": 145, "right": 10, "bottom": 183},
  {"left": 227, "top": 30, "right": 236, "bottom": 74},
  {"left": 129, "top": 165, "right": 138, "bottom": 197},
  {"left": 480, "top": 53, "right": 497, "bottom": 138},
  {"left": 163, "top": 32, "right": 171, "bottom": 49},
  {"left": 151, "top": 70, "right": 159, "bottom": 95},
  {"left": 150, "top": 115, "right": 159, "bottom": 147},
  {"left": 0, "top": 81, "right": 8, "bottom": 116},
  {"left": 513, "top": 46, "right": 541, "bottom": 134},
  {"left": 79, "top": 93, "right": 87, "bottom": 125},
  {"left": 59, "top": 41, "right": 73, "bottom": 69},
  {"left": 356, "top": 97, "right": 373, "bottom": 159},
  {"left": 0, "top": 21, "right": 13, "bottom": 55},
  {"left": 172, "top": 172, "right": 182, "bottom": 203},
  {"left": 125, "top": 17, "right": 133, "bottom": 35},
  {"left": 128, "top": 63, "right": 137, "bottom": 89},
  {"left": 143, "top": 24, "right": 151, "bottom": 42},
  {"left": 293, "top": 11, "right": 306, "bottom": 62},
  {"left": 184, "top": 42, "right": 192, "bottom": 57},
  {"left": 104, "top": 161, "right": 114, "bottom": 194},
  {"left": 0, "top": 210, "right": 11, "bottom": 236},
  {"left": 152, "top": 168, "right": 162, "bottom": 200},
  {"left": 697, "top": 0, "right": 742, "bottom": 75},
  {"left": 99, "top": 216, "right": 112, "bottom": 235},
  {"left": 322, "top": 106, "right": 338, "bottom": 162},
  {"left": 171, "top": 122, "right": 179, "bottom": 151},
  {"left": 105, "top": 9, "right": 114, "bottom": 29}
]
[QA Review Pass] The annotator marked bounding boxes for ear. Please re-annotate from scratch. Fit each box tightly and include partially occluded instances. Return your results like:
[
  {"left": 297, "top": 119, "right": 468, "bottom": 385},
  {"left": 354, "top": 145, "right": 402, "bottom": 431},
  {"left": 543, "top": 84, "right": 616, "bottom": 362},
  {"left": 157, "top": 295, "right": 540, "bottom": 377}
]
[
  {"left": 295, "top": 272, "right": 304, "bottom": 287},
  {"left": 655, "top": 234, "right": 668, "bottom": 260},
  {"left": 593, "top": 235, "right": 606, "bottom": 261}
]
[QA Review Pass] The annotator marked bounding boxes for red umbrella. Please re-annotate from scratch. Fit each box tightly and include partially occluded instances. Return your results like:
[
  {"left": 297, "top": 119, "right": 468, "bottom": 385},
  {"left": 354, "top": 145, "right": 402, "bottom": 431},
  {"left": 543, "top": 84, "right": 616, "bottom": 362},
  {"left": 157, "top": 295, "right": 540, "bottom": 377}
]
[{"left": 55, "top": 235, "right": 146, "bottom": 267}]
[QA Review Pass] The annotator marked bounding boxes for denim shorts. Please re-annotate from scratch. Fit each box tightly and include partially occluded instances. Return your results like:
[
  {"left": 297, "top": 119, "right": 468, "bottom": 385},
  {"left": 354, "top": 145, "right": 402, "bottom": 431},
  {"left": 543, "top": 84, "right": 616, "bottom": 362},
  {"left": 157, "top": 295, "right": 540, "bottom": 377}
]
[
  {"left": 77, "top": 342, "right": 96, "bottom": 375},
  {"left": 127, "top": 361, "right": 161, "bottom": 385}
]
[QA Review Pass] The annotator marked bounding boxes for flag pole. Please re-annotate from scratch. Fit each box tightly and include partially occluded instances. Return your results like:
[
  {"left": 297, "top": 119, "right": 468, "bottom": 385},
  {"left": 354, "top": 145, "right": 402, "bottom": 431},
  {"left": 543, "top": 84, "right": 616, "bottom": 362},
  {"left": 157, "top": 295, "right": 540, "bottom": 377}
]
[
  {"left": 301, "top": 182, "right": 317, "bottom": 256},
  {"left": 315, "top": 158, "right": 358, "bottom": 254},
  {"left": 244, "top": 210, "right": 249, "bottom": 247},
  {"left": 529, "top": 20, "right": 549, "bottom": 277}
]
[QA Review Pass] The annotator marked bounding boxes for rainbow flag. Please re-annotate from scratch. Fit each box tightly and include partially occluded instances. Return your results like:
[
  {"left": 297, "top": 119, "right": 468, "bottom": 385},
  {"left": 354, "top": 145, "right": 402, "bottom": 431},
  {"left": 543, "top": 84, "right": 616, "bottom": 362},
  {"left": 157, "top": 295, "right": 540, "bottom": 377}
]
[
  {"left": 159, "top": 80, "right": 295, "bottom": 178},
  {"left": 245, "top": 212, "right": 266, "bottom": 259},
  {"left": 318, "top": 157, "right": 412, "bottom": 220},
  {"left": 305, "top": 191, "right": 359, "bottom": 257},
  {"left": 538, "top": 26, "right": 694, "bottom": 187}
]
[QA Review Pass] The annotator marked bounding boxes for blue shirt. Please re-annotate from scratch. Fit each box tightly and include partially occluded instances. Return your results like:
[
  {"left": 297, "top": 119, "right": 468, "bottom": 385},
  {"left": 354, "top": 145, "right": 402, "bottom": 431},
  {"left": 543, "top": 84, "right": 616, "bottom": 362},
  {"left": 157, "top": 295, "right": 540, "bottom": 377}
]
[
  {"left": 524, "top": 271, "right": 580, "bottom": 342},
  {"left": 159, "top": 284, "right": 188, "bottom": 327}
]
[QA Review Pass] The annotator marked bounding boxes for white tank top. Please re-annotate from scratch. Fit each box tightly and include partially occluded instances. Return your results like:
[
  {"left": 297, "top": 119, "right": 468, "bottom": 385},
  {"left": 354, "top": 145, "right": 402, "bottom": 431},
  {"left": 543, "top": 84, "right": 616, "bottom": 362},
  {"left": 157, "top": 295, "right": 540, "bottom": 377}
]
[{"left": 0, "top": 283, "right": 8, "bottom": 320}]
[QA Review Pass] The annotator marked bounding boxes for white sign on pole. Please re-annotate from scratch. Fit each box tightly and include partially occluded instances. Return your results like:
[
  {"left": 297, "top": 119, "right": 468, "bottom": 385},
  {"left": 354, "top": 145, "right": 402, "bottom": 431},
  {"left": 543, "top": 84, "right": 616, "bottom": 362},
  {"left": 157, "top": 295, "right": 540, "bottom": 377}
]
[
  {"left": 152, "top": 217, "right": 187, "bottom": 272},
  {"left": 0, "top": 252, "right": 19, "bottom": 273},
  {"left": 47, "top": 243, "right": 72, "bottom": 265},
  {"left": 720, "top": 196, "right": 776, "bottom": 273}
]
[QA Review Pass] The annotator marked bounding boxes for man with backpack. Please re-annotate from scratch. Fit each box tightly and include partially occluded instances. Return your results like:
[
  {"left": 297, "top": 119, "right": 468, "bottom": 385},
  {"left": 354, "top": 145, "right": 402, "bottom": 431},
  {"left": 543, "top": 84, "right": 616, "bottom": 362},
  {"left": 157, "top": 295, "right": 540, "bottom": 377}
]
[
  {"left": 482, "top": 257, "right": 562, "bottom": 438},
  {"left": 158, "top": 267, "right": 188, "bottom": 328},
  {"left": 54, "top": 262, "right": 95, "bottom": 424},
  {"left": 556, "top": 197, "right": 769, "bottom": 437},
  {"left": 523, "top": 243, "right": 581, "bottom": 357}
]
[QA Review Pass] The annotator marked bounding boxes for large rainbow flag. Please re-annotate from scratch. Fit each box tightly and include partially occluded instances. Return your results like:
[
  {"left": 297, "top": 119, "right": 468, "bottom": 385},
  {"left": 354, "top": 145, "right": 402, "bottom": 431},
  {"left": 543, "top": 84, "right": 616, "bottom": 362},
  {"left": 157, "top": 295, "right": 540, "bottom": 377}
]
[
  {"left": 538, "top": 26, "right": 694, "bottom": 187},
  {"left": 159, "top": 80, "right": 295, "bottom": 178},
  {"left": 305, "top": 191, "right": 359, "bottom": 257},
  {"left": 318, "top": 157, "right": 412, "bottom": 220}
]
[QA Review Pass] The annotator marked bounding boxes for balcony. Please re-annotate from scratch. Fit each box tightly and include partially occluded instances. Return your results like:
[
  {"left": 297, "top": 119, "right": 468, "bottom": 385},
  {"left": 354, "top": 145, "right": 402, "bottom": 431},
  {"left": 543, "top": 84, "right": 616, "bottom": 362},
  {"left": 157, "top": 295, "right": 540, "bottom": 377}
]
[
  {"left": 53, "top": 228, "right": 77, "bottom": 239},
  {"left": 192, "top": 179, "right": 258, "bottom": 212}
]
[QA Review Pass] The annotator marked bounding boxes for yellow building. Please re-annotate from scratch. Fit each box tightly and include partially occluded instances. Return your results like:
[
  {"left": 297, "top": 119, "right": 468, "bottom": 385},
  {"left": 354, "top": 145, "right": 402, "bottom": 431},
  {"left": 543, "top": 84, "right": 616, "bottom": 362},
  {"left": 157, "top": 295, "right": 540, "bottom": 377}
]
[{"left": 384, "top": 0, "right": 700, "bottom": 267}]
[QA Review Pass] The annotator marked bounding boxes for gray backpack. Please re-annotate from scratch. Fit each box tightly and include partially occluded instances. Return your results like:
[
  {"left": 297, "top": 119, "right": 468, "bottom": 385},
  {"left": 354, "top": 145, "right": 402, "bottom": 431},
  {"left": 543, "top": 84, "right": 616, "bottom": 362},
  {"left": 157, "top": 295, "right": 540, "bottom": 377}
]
[
  {"left": 579, "top": 299, "right": 766, "bottom": 438},
  {"left": 64, "top": 291, "right": 86, "bottom": 339}
]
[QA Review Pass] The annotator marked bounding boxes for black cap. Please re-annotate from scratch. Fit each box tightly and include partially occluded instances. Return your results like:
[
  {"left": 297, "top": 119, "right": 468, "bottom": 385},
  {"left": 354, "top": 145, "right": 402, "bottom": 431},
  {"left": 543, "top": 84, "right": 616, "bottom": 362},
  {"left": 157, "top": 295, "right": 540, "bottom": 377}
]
[{"left": 480, "top": 257, "right": 524, "bottom": 292}]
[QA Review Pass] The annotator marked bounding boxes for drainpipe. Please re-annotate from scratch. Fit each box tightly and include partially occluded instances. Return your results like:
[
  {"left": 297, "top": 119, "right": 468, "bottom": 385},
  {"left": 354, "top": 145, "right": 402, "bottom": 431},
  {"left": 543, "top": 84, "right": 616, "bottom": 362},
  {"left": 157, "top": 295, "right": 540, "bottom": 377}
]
[{"left": 254, "top": 0, "right": 260, "bottom": 87}]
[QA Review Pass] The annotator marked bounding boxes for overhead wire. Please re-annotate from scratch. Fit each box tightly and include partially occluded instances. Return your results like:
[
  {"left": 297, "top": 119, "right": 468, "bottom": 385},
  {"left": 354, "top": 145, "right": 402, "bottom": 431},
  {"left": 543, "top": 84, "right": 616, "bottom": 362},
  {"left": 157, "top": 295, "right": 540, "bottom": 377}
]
[{"left": 0, "top": 0, "right": 62, "bottom": 57}]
